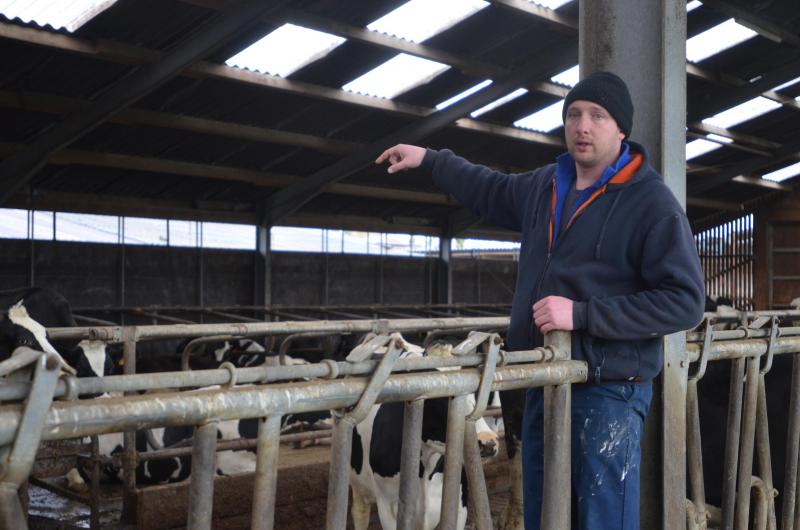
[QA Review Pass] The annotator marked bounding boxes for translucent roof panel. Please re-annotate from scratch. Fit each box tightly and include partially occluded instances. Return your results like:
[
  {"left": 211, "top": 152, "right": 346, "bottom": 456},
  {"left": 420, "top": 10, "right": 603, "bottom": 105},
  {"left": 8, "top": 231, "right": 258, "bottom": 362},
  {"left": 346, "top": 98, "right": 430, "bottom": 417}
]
[
  {"left": 686, "top": 138, "right": 722, "bottom": 160},
  {"left": 686, "top": 18, "right": 757, "bottom": 63},
  {"left": 342, "top": 54, "right": 450, "bottom": 99},
  {"left": 0, "top": 0, "right": 118, "bottom": 32},
  {"left": 762, "top": 161, "right": 800, "bottom": 183},
  {"left": 686, "top": 1, "right": 703, "bottom": 12},
  {"left": 530, "top": 0, "right": 573, "bottom": 9},
  {"left": 225, "top": 24, "right": 345, "bottom": 77},
  {"left": 773, "top": 76, "right": 800, "bottom": 92},
  {"left": 514, "top": 100, "right": 564, "bottom": 132},
  {"left": 706, "top": 133, "right": 732, "bottom": 144},
  {"left": 367, "top": 0, "right": 489, "bottom": 43},
  {"left": 435, "top": 79, "right": 493, "bottom": 110},
  {"left": 551, "top": 65, "right": 579, "bottom": 87},
  {"left": 470, "top": 88, "right": 528, "bottom": 118},
  {"left": 702, "top": 96, "right": 782, "bottom": 128}
]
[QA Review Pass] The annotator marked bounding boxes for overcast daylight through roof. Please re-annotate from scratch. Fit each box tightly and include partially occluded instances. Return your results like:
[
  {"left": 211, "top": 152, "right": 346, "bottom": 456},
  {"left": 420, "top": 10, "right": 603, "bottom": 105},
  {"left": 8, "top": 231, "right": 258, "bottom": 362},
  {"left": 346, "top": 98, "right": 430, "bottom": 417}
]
[{"left": 0, "top": 0, "right": 799, "bottom": 526}]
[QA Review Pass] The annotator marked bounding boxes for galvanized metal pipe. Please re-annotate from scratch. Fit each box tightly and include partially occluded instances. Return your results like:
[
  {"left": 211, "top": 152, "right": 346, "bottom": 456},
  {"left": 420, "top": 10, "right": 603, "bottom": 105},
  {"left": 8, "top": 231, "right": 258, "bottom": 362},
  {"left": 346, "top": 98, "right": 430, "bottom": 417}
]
[
  {"left": 541, "top": 383, "right": 571, "bottom": 530},
  {"left": 251, "top": 415, "right": 282, "bottom": 530},
  {"left": 734, "top": 357, "right": 760, "bottom": 530},
  {"left": 0, "top": 485, "right": 26, "bottom": 530},
  {"left": 90, "top": 435, "right": 100, "bottom": 530},
  {"left": 0, "top": 362, "right": 587, "bottom": 445},
  {"left": 0, "top": 348, "right": 555, "bottom": 402},
  {"left": 686, "top": 380, "right": 707, "bottom": 529},
  {"left": 463, "top": 420, "right": 492, "bottom": 530},
  {"left": 397, "top": 399, "right": 424, "bottom": 530},
  {"left": 439, "top": 394, "right": 468, "bottom": 530},
  {"left": 325, "top": 417, "right": 355, "bottom": 530},
  {"left": 783, "top": 353, "right": 800, "bottom": 530},
  {"left": 755, "top": 376, "right": 777, "bottom": 530},
  {"left": 686, "top": 337, "right": 800, "bottom": 363},
  {"left": 721, "top": 358, "right": 746, "bottom": 530},
  {"left": 121, "top": 334, "right": 137, "bottom": 524},
  {"left": 0, "top": 351, "right": 60, "bottom": 530},
  {"left": 751, "top": 476, "right": 769, "bottom": 530},
  {"left": 687, "top": 327, "right": 800, "bottom": 344},
  {"left": 187, "top": 421, "right": 218, "bottom": 530},
  {"left": 47, "top": 317, "right": 512, "bottom": 342}
]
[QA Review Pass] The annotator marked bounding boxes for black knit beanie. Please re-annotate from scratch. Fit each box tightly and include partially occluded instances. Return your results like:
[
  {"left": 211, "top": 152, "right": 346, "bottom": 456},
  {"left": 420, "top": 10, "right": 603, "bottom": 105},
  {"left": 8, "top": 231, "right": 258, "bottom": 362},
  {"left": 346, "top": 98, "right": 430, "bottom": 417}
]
[{"left": 562, "top": 71, "right": 634, "bottom": 138}]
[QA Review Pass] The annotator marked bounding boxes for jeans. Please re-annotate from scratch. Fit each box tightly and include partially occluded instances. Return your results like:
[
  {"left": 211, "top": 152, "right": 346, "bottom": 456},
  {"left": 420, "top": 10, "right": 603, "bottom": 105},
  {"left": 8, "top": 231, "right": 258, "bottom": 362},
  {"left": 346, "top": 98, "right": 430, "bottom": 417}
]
[{"left": 521, "top": 382, "right": 653, "bottom": 530}]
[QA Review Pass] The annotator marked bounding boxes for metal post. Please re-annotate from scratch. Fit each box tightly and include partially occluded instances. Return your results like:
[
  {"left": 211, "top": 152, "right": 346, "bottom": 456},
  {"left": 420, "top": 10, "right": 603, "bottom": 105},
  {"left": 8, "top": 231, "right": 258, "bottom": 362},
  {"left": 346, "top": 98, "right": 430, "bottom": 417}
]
[
  {"left": 251, "top": 415, "right": 282, "bottom": 530},
  {"left": 397, "top": 399, "right": 424, "bottom": 530},
  {"left": 755, "top": 375, "right": 777, "bottom": 530},
  {"left": 439, "top": 394, "right": 468, "bottom": 530},
  {"left": 782, "top": 353, "right": 800, "bottom": 530},
  {"left": 540, "top": 331, "right": 572, "bottom": 529},
  {"left": 326, "top": 417, "right": 355, "bottom": 530},
  {"left": 463, "top": 421, "right": 492, "bottom": 530},
  {"left": 686, "top": 380, "right": 707, "bottom": 529},
  {"left": 722, "top": 358, "right": 746, "bottom": 530},
  {"left": 435, "top": 237, "right": 452, "bottom": 305},
  {"left": 734, "top": 356, "right": 760, "bottom": 530},
  {"left": 187, "top": 421, "right": 218, "bottom": 530},
  {"left": 121, "top": 330, "right": 137, "bottom": 524},
  {"left": 90, "top": 435, "right": 100, "bottom": 530}
]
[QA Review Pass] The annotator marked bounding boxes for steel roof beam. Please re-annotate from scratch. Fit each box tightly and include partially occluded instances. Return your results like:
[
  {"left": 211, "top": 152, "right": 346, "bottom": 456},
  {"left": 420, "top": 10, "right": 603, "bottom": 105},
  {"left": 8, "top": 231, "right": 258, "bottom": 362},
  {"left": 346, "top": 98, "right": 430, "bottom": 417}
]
[
  {"left": 0, "top": 22, "right": 564, "bottom": 149},
  {"left": 0, "top": 0, "right": 293, "bottom": 206},
  {"left": 260, "top": 45, "right": 577, "bottom": 226},
  {"left": 0, "top": 141, "right": 458, "bottom": 206},
  {"left": 687, "top": 57, "right": 800, "bottom": 123},
  {"left": 699, "top": 0, "right": 800, "bottom": 48},
  {"left": 689, "top": 136, "right": 800, "bottom": 194},
  {"left": 0, "top": 90, "right": 361, "bottom": 156}
]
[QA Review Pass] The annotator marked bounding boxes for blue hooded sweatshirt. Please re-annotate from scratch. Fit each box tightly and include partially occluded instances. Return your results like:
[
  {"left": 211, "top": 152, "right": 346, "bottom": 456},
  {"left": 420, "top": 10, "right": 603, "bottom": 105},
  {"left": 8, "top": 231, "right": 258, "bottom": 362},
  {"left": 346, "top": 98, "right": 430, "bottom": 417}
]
[{"left": 422, "top": 141, "right": 704, "bottom": 382}]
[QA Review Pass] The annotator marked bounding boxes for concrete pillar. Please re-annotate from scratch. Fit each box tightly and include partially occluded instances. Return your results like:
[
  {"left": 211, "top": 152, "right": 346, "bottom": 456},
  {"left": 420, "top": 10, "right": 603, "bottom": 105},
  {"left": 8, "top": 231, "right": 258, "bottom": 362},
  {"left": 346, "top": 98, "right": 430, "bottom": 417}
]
[
  {"left": 580, "top": 1, "right": 688, "bottom": 529},
  {"left": 254, "top": 225, "right": 272, "bottom": 307},
  {"left": 434, "top": 237, "right": 452, "bottom": 304}
]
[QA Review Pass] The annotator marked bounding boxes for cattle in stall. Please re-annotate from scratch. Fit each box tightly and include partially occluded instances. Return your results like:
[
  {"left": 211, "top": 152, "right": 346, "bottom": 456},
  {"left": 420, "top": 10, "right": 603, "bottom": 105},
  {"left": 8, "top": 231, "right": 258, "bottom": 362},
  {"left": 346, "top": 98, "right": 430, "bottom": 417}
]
[
  {"left": 83, "top": 339, "right": 332, "bottom": 487},
  {"left": 0, "top": 287, "right": 118, "bottom": 378},
  {"left": 349, "top": 335, "right": 499, "bottom": 530},
  {"left": 1, "top": 287, "right": 78, "bottom": 368}
]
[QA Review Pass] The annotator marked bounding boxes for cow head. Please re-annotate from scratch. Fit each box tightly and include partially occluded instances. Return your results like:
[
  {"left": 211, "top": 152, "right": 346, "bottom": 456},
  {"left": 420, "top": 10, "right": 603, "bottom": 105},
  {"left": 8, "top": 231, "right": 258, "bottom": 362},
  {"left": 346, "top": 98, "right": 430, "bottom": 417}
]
[{"left": 63, "top": 340, "right": 118, "bottom": 378}]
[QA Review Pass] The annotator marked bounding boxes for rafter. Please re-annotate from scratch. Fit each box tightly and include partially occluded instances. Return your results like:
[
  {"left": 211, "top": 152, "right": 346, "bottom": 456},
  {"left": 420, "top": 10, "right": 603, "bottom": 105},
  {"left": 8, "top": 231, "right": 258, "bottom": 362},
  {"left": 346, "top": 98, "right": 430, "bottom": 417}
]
[
  {"left": 0, "top": 22, "right": 564, "bottom": 149},
  {"left": 699, "top": 0, "right": 800, "bottom": 48},
  {"left": 689, "top": 136, "right": 800, "bottom": 194},
  {"left": 260, "top": 44, "right": 578, "bottom": 225},
  {"left": 0, "top": 141, "right": 458, "bottom": 206},
  {"left": 0, "top": 0, "right": 294, "bottom": 206}
]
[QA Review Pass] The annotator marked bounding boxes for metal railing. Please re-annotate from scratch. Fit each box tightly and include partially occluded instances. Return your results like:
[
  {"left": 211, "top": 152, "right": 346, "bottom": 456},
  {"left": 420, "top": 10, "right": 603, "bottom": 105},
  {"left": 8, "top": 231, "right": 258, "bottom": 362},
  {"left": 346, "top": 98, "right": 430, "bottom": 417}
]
[
  {"left": 0, "top": 318, "right": 584, "bottom": 530},
  {"left": 684, "top": 312, "right": 800, "bottom": 530}
]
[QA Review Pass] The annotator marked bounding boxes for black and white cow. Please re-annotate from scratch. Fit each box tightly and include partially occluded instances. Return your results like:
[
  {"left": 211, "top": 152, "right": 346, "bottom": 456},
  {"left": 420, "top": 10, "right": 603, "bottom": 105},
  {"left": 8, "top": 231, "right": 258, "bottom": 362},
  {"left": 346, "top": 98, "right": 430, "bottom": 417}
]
[
  {"left": 349, "top": 337, "right": 500, "bottom": 530},
  {"left": 0, "top": 287, "right": 117, "bottom": 378},
  {"left": 86, "top": 339, "right": 331, "bottom": 486}
]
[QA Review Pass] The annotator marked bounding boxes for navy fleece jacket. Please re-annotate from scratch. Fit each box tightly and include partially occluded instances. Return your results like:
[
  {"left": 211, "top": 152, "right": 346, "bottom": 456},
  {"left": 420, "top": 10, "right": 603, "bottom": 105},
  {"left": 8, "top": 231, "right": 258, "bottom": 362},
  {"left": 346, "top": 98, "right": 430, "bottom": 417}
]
[{"left": 422, "top": 141, "right": 704, "bottom": 383}]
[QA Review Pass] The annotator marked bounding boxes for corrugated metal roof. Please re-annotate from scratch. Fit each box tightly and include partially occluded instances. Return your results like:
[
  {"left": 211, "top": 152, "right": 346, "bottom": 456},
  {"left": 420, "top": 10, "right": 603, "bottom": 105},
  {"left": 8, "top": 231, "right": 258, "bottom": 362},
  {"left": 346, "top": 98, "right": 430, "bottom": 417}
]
[{"left": 0, "top": 0, "right": 795, "bottom": 239}]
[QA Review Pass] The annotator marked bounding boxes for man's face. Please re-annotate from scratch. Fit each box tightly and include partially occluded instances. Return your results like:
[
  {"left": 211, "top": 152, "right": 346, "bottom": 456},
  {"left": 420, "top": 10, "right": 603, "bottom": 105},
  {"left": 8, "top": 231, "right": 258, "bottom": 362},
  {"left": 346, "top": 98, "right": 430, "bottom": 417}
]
[{"left": 564, "top": 100, "right": 625, "bottom": 171}]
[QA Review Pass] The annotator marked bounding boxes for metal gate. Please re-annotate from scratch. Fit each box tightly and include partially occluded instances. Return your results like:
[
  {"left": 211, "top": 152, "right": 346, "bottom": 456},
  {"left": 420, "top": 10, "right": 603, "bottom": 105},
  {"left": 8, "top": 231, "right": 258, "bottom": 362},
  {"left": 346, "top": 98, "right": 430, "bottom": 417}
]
[{"left": 695, "top": 214, "right": 755, "bottom": 310}]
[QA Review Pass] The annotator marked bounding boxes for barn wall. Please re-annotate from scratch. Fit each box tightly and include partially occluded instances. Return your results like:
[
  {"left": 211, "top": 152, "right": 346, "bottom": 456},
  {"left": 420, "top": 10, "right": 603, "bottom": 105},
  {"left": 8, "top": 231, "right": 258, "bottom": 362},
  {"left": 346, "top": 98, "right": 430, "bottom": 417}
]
[
  {"left": 0, "top": 239, "right": 517, "bottom": 307},
  {"left": 754, "top": 192, "right": 800, "bottom": 309}
]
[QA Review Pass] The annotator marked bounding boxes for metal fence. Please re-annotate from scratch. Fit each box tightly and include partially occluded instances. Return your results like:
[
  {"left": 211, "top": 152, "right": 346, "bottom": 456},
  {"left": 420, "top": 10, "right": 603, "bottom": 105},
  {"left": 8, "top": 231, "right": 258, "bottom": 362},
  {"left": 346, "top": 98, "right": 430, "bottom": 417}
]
[
  {"left": 4, "top": 311, "right": 800, "bottom": 529},
  {"left": 0, "top": 317, "right": 584, "bottom": 530},
  {"left": 695, "top": 214, "right": 755, "bottom": 310}
]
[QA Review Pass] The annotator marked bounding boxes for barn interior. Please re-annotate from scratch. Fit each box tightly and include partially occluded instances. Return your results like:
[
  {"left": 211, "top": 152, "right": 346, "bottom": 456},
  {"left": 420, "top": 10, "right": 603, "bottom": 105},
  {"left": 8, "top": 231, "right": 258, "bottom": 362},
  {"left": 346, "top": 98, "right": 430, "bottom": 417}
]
[{"left": 1, "top": 0, "right": 799, "bottom": 528}]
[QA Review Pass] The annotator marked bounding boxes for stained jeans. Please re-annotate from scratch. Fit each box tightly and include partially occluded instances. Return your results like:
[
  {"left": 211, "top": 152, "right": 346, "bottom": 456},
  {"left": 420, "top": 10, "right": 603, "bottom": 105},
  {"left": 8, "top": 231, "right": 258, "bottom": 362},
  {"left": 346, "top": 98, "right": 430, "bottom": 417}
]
[{"left": 521, "top": 382, "right": 653, "bottom": 530}]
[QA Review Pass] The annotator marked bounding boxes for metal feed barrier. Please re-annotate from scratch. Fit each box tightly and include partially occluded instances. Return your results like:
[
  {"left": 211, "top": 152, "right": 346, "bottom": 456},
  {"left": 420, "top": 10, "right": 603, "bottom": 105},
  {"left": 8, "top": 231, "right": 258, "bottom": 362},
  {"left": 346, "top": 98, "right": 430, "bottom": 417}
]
[
  {"left": 684, "top": 310, "right": 800, "bottom": 530},
  {"left": 0, "top": 317, "right": 585, "bottom": 530},
  {"left": 3, "top": 310, "right": 800, "bottom": 529}
]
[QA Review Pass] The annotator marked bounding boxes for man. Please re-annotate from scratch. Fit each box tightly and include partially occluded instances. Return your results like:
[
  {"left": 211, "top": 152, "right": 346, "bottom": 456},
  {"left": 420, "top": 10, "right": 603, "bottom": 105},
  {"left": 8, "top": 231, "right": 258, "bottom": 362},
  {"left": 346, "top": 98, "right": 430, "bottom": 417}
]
[{"left": 375, "top": 71, "right": 704, "bottom": 529}]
